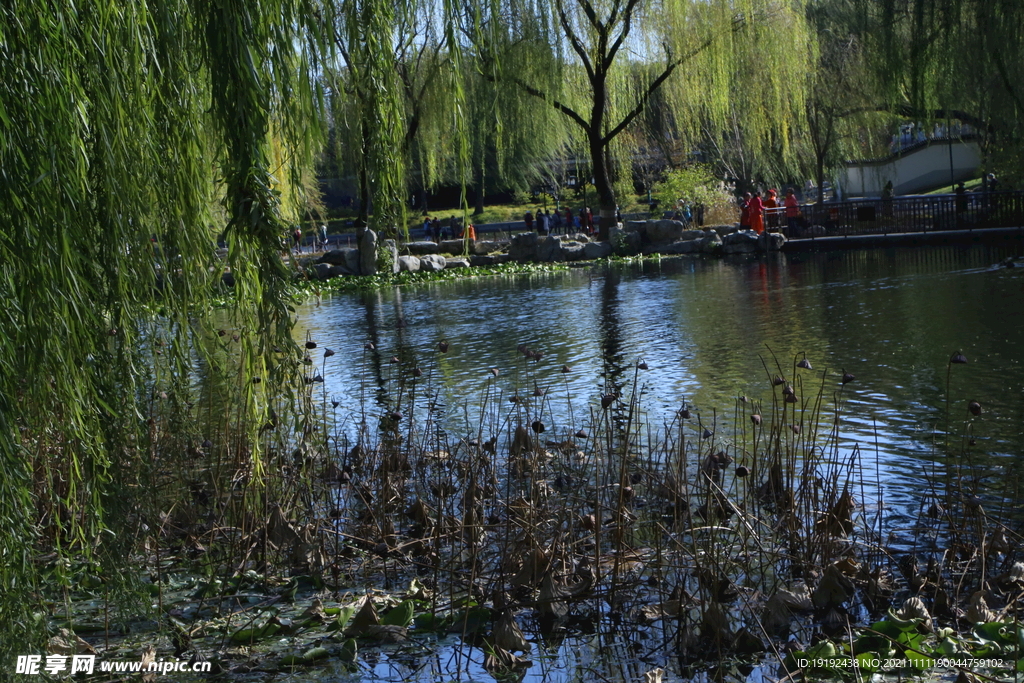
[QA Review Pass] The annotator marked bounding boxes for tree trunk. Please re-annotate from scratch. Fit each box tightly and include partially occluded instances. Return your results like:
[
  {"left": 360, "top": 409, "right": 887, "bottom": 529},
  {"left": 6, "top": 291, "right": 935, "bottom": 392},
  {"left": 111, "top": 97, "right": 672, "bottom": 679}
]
[{"left": 589, "top": 132, "right": 617, "bottom": 241}]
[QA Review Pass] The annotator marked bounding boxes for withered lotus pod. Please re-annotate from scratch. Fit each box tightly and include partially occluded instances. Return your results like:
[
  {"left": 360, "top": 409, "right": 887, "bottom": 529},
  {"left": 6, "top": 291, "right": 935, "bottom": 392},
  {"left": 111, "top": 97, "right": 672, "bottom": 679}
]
[
  {"left": 388, "top": 411, "right": 402, "bottom": 421},
  {"left": 509, "top": 395, "right": 519, "bottom": 404},
  {"left": 772, "top": 375, "right": 785, "bottom": 386},
  {"left": 841, "top": 370, "right": 855, "bottom": 384},
  {"left": 533, "top": 385, "right": 545, "bottom": 396},
  {"left": 784, "top": 392, "right": 798, "bottom": 403},
  {"left": 736, "top": 465, "right": 750, "bottom": 478},
  {"left": 561, "top": 364, "right": 571, "bottom": 373},
  {"left": 702, "top": 427, "right": 713, "bottom": 439},
  {"left": 601, "top": 393, "right": 616, "bottom": 409},
  {"left": 637, "top": 360, "right": 648, "bottom": 370},
  {"left": 531, "top": 420, "right": 545, "bottom": 434},
  {"left": 364, "top": 342, "right": 375, "bottom": 351},
  {"left": 437, "top": 340, "right": 449, "bottom": 352},
  {"left": 751, "top": 414, "right": 762, "bottom": 425},
  {"left": 323, "top": 347, "right": 335, "bottom": 358},
  {"left": 790, "top": 424, "right": 801, "bottom": 434},
  {"left": 797, "top": 356, "right": 812, "bottom": 370},
  {"left": 390, "top": 356, "right": 400, "bottom": 364},
  {"left": 950, "top": 351, "right": 968, "bottom": 364},
  {"left": 782, "top": 384, "right": 794, "bottom": 396},
  {"left": 490, "top": 367, "right": 500, "bottom": 377},
  {"left": 575, "top": 429, "right": 588, "bottom": 439},
  {"left": 305, "top": 341, "right": 317, "bottom": 349},
  {"left": 679, "top": 407, "right": 691, "bottom": 419},
  {"left": 252, "top": 376, "right": 261, "bottom": 384},
  {"left": 412, "top": 367, "right": 423, "bottom": 377},
  {"left": 968, "top": 400, "right": 983, "bottom": 416}
]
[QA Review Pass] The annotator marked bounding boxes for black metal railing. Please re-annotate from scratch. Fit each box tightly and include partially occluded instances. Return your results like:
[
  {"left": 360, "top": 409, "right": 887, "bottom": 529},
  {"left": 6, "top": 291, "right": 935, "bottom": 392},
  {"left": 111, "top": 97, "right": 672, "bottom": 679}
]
[{"left": 783, "top": 191, "right": 1024, "bottom": 239}]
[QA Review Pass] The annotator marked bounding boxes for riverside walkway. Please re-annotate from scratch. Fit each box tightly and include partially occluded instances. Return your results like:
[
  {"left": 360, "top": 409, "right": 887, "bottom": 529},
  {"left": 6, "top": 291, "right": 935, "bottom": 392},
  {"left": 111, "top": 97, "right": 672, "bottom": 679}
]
[{"left": 782, "top": 190, "right": 1024, "bottom": 250}]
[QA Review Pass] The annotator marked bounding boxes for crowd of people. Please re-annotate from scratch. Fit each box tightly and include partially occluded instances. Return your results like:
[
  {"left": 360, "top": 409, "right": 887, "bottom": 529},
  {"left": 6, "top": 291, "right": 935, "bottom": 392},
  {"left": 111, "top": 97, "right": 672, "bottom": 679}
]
[{"left": 738, "top": 188, "right": 802, "bottom": 235}]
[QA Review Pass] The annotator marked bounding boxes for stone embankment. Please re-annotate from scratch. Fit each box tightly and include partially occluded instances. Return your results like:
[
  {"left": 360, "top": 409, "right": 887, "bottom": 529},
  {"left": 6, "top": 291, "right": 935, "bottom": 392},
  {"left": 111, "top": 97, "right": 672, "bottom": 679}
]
[{"left": 307, "top": 220, "right": 786, "bottom": 279}]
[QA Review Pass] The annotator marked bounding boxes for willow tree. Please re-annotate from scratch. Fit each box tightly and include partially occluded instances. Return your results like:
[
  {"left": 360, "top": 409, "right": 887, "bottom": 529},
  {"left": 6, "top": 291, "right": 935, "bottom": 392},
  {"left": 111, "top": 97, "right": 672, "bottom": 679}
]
[
  {"left": 855, "top": 0, "right": 1024, "bottom": 183},
  {"left": 0, "top": 0, "right": 329, "bottom": 653},
  {"left": 469, "top": 0, "right": 812, "bottom": 240}
]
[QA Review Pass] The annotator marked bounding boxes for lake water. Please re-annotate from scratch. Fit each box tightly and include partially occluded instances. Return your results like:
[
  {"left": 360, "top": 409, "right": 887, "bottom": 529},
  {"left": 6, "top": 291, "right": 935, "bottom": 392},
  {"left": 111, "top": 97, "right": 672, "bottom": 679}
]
[{"left": 289, "top": 244, "right": 1024, "bottom": 683}]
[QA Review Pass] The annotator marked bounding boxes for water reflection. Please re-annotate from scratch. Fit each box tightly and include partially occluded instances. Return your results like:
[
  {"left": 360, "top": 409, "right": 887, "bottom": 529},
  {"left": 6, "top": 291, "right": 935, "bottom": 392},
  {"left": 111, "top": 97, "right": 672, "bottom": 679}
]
[{"left": 296, "top": 245, "right": 1024, "bottom": 516}]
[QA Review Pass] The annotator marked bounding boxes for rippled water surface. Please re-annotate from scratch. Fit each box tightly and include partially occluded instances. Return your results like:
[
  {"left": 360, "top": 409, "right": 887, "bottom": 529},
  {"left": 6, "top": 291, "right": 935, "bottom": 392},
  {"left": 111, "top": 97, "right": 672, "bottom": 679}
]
[{"left": 288, "top": 245, "right": 1024, "bottom": 683}]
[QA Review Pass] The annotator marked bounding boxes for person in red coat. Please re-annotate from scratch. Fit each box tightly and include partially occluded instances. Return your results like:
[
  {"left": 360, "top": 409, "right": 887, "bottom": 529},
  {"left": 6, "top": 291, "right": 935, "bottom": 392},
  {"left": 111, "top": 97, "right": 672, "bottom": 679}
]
[{"left": 749, "top": 190, "right": 764, "bottom": 234}]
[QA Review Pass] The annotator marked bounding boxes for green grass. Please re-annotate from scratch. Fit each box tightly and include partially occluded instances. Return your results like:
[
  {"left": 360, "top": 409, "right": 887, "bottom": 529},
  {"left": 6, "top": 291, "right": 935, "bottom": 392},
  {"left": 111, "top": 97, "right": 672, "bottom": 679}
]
[{"left": 924, "top": 177, "right": 985, "bottom": 195}]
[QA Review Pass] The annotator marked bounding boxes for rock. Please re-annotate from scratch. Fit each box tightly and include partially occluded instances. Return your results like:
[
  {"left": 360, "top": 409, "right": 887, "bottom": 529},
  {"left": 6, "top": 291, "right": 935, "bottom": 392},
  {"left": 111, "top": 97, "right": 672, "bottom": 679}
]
[
  {"left": 652, "top": 240, "right": 700, "bottom": 255},
  {"left": 470, "top": 255, "right": 499, "bottom": 267},
  {"left": 562, "top": 242, "right": 587, "bottom": 261},
  {"left": 722, "top": 229, "right": 759, "bottom": 254},
  {"left": 508, "top": 232, "right": 539, "bottom": 262},
  {"left": 611, "top": 226, "right": 641, "bottom": 255},
  {"left": 405, "top": 241, "right": 438, "bottom": 255},
  {"left": 700, "top": 232, "right": 723, "bottom": 254},
  {"left": 473, "top": 240, "right": 508, "bottom": 255},
  {"left": 624, "top": 220, "right": 647, "bottom": 233},
  {"left": 397, "top": 255, "right": 421, "bottom": 273},
  {"left": 312, "top": 263, "right": 333, "bottom": 280},
  {"left": 419, "top": 254, "right": 446, "bottom": 272},
  {"left": 439, "top": 239, "right": 468, "bottom": 255},
  {"left": 382, "top": 239, "right": 399, "bottom": 274},
  {"left": 329, "top": 265, "right": 352, "bottom": 277},
  {"left": 445, "top": 258, "right": 470, "bottom": 269},
  {"left": 320, "top": 248, "right": 358, "bottom": 266},
  {"left": 537, "top": 236, "right": 564, "bottom": 262},
  {"left": 359, "top": 229, "right": 377, "bottom": 276},
  {"left": 646, "top": 219, "right": 687, "bottom": 243},
  {"left": 715, "top": 225, "right": 739, "bottom": 236},
  {"left": 567, "top": 232, "right": 591, "bottom": 242},
  {"left": 583, "top": 241, "right": 613, "bottom": 259},
  {"left": 759, "top": 232, "right": 786, "bottom": 252},
  {"left": 680, "top": 230, "right": 704, "bottom": 241}
]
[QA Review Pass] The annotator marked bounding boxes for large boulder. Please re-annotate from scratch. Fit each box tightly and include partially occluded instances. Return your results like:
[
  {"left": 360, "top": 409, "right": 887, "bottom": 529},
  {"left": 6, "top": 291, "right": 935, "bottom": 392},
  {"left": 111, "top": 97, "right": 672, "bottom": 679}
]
[
  {"left": 562, "top": 242, "right": 587, "bottom": 261},
  {"left": 647, "top": 219, "right": 687, "bottom": 244},
  {"left": 611, "top": 226, "right": 641, "bottom": 255},
  {"left": 329, "top": 265, "right": 351, "bottom": 277},
  {"left": 311, "top": 263, "right": 333, "bottom": 280},
  {"left": 406, "top": 241, "right": 438, "bottom": 255},
  {"left": 419, "top": 254, "right": 446, "bottom": 272},
  {"left": 472, "top": 240, "right": 507, "bottom": 255},
  {"left": 700, "top": 232, "right": 723, "bottom": 254},
  {"left": 445, "top": 258, "right": 471, "bottom": 269},
  {"left": 359, "top": 229, "right": 378, "bottom": 275},
  {"left": 759, "top": 232, "right": 787, "bottom": 252},
  {"left": 439, "top": 239, "right": 468, "bottom": 255},
  {"left": 397, "top": 255, "right": 421, "bottom": 273},
  {"left": 508, "top": 232, "right": 539, "bottom": 262},
  {"left": 680, "top": 230, "right": 705, "bottom": 241},
  {"left": 320, "top": 248, "right": 358, "bottom": 266},
  {"left": 583, "top": 241, "right": 613, "bottom": 260},
  {"left": 470, "top": 255, "right": 499, "bottom": 267},
  {"left": 537, "top": 236, "right": 564, "bottom": 262},
  {"left": 722, "top": 229, "right": 760, "bottom": 254}
]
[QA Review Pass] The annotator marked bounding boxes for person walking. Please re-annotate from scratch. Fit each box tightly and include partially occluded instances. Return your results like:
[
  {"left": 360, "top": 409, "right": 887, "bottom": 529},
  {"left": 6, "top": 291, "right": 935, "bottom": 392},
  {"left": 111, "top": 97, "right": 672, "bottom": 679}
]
[
  {"left": 764, "top": 189, "right": 779, "bottom": 229},
  {"left": 524, "top": 210, "right": 534, "bottom": 232}
]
